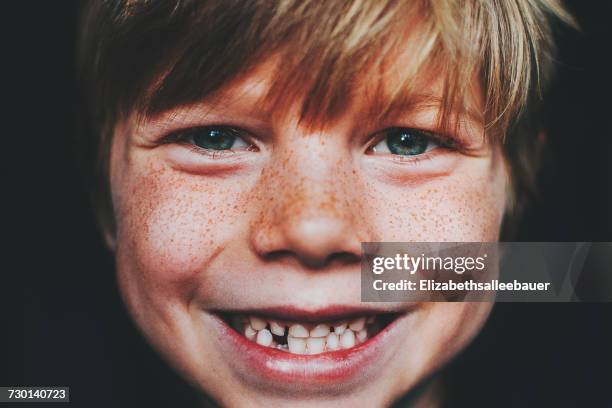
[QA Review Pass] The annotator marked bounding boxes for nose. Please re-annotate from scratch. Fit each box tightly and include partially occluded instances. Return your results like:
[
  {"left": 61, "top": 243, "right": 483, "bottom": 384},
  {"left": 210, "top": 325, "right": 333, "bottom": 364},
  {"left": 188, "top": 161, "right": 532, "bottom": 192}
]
[
  {"left": 253, "top": 211, "right": 362, "bottom": 268},
  {"left": 249, "top": 144, "right": 369, "bottom": 268}
]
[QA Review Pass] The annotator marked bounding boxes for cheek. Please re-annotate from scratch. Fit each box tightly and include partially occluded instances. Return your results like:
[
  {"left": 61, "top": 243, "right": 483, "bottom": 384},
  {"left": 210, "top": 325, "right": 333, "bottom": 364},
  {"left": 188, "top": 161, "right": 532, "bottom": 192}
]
[
  {"left": 113, "top": 159, "right": 249, "bottom": 294},
  {"left": 367, "top": 161, "right": 507, "bottom": 241}
]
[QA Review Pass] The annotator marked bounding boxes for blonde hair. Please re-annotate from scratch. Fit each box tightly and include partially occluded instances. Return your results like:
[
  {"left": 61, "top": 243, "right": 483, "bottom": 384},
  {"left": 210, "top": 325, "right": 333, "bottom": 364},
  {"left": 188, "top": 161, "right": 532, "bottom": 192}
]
[{"left": 78, "top": 0, "right": 575, "bottom": 237}]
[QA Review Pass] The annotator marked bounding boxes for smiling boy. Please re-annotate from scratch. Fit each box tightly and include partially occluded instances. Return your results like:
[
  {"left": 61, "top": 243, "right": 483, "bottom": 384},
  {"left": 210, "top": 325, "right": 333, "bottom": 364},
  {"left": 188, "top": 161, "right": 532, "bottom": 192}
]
[{"left": 78, "top": 1, "right": 573, "bottom": 406}]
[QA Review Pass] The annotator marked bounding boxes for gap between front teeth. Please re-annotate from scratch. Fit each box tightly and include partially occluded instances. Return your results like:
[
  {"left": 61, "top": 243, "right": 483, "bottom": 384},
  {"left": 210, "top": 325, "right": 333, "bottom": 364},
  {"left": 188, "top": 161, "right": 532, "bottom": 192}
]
[{"left": 243, "top": 316, "right": 376, "bottom": 355}]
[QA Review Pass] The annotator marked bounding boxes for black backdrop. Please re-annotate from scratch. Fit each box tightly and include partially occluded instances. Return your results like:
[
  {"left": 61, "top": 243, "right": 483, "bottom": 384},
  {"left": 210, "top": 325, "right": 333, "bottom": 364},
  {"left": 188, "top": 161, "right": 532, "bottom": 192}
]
[{"left": 2, "top": 1, "right": 611, "bottom": 407}]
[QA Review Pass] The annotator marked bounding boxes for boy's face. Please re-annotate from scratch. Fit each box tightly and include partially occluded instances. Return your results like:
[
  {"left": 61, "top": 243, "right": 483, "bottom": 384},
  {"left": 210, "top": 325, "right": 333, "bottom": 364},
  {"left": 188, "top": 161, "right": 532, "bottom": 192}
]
[{"left": 109, "top": 41, "right": 507, "bottom": 406}]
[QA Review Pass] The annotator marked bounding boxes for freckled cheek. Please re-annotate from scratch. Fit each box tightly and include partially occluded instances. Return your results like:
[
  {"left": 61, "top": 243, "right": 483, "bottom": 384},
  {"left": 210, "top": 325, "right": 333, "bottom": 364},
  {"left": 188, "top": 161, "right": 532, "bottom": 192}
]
[
  {"left": 114, "top": 169, "right": 247, "bottom": 287},
  {"left": 367, "top": 172, "right": 505, "bottom": 241}
]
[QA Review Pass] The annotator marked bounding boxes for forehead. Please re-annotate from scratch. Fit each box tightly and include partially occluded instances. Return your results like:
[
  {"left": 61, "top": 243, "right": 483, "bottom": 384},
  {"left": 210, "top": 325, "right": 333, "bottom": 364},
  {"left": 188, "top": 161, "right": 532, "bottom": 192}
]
[
  {"left": 163, "top": 49, "right": 484, "bottom": 134},
  {"left": 141, "top": 5, "right": 483, "bottom": 134}
]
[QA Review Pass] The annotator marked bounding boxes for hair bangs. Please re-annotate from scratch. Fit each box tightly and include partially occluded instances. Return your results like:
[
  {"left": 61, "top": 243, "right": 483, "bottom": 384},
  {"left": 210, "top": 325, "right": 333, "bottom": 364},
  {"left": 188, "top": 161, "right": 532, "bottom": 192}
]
[{"left": 138, "top": 0, "right": 502, "bottom": 142}]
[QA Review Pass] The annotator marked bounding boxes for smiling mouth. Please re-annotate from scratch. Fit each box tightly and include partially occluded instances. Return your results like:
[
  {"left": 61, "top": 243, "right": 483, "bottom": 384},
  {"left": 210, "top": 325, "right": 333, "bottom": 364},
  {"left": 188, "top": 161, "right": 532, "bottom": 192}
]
[
  {"left": 209, "top": 306, "right": 411, "bottom": 387},
  {"left": 219, "top": 311, "right": 399, "bottom": 355}
]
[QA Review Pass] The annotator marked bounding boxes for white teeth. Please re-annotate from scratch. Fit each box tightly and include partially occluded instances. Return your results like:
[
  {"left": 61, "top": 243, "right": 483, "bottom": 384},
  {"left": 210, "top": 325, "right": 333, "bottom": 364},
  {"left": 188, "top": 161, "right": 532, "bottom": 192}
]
[
  {"left": 242, "top": 315, "right": 375, "bottom": 354},
  {"left": 249, "top": 316, "right": 267, "bottom": 331},
  {"left": 326, "top": 333, "right": 339, "bottom": 350},
  {"left": 356, "top": 328, "right": 367, "bottom": 343},
  {"left": 334, "top": 322, "right": 347, "bottom": 335},
  {"left": 349, "top": 317, "right": 366, "bottom": 331},
  {"left": 287, "top": 336, "right": 307, "bottom": 354},
  {"left": 256, "top": 329, "right": 273, "bottom": 347},
  {"left": 288, "top": 324, "right": 309, "bottom": 338},
  {"left": 340, "top": 329, "right": 356, "bottom": 349},
  {"left": 270, "top": 321, "right": 285, "bottom": 336},
  {"left": 306, "top": 337, "right": 326, "bottom": 354},
  {"left": 310, "top": 324, "right": 330, "bottom": 338},
  {"left": 244, "top": 325, "right": 257, "bottom": 341}
]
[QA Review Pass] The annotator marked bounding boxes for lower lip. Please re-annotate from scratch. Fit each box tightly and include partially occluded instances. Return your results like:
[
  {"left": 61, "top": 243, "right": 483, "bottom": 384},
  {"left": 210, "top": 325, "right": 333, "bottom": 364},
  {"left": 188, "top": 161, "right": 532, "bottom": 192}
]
[{"left": 209, "top": 313, "right": 405, "bottom": 388}]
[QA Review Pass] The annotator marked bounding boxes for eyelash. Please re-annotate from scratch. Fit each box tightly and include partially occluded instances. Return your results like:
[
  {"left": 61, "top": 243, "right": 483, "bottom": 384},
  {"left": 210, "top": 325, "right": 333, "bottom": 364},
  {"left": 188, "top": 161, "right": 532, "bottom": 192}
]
[
  {"left": 389, "top": 153, "right": 434, "bottom": 166},
  {"left": 160, "top": 125, "right": 461, "bottom": 161},
  {"left": 161, "top": 126, "right": 256, "bottom": 158},
  {"left": 366, "top": 128, "right": 459, "bottom": 160}
]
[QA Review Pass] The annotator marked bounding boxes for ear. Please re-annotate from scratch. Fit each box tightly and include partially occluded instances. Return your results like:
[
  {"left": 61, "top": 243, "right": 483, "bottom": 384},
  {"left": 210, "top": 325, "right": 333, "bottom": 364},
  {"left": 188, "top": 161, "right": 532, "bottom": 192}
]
[
  {"left": 95, "top": 208, "right": 117, "bottom": 252},
  {"left": 103, "top": 228, "right": 117, "bottom": 252},
  {"left": 92, "top": 187, "right": 117, "bottom": 252}
]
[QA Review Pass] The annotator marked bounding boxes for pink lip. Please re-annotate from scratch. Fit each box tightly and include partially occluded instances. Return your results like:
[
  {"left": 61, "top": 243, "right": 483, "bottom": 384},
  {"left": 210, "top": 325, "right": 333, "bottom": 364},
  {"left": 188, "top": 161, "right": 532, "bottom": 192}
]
[{"left": 208, "top": 306, "right": 408, "bottom": 387}]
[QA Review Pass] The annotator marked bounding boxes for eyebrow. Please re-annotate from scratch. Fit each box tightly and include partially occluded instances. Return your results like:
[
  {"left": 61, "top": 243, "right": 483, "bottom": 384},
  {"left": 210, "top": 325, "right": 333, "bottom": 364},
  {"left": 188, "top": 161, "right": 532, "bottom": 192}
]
[
  {"left": 145, "top": 81, "right": 485, "bottom": 141},
  {"left": 375, "top": 92, "right": 484, "bottom": 126}
]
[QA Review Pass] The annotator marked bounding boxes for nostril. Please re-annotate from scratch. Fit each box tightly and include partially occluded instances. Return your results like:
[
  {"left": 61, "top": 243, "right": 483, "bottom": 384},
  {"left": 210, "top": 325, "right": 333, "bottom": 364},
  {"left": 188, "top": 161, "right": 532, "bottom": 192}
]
[
  {"left": 297, "top": 250, "right": 361, "bottom": 269},
  {"left": 262, "top": 249, "right": 295, "bottom": 263},
  {"left": 263, "top": 249, "right": 361, "bottom": 269},
  {"left": 251, "top": 215, "right": 364, "bottom": 268},
  {"left": 324, "top": 252, "right": 361, "bottom": 267}
]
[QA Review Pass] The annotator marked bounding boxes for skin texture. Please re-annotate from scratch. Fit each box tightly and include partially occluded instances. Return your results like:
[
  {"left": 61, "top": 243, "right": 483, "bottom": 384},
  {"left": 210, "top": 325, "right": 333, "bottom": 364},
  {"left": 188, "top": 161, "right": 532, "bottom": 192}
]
[{"left": 109, "top": 46, "right": 508, "bottom": 406}]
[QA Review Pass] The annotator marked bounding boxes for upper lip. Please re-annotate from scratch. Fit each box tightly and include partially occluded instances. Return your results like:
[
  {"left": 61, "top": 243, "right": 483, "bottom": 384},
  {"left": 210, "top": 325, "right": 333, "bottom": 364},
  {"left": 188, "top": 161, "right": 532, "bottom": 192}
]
[{"left": 213, "top": 304, "right": 415, "bottom": 323}]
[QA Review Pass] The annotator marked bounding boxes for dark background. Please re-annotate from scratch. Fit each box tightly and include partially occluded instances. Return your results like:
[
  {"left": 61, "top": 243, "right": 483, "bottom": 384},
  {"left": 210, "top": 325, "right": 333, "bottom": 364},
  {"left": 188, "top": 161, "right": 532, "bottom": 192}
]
[{"left": 2, "top": 1, "right": 611, "bottom": 407}]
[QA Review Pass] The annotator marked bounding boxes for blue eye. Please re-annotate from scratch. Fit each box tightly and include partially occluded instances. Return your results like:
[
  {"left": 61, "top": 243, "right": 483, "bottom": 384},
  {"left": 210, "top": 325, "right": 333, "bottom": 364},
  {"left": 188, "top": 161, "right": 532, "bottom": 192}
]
[
  {"left": 372, "top": 128, "right": 439, "bottom": 156},
  {"left": 181, "top": 126, "right": 250, "bottom": 151}
]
